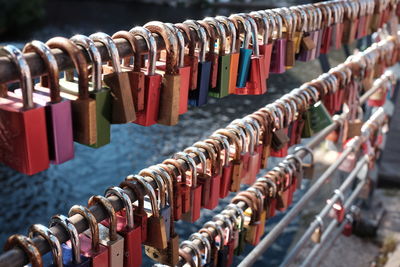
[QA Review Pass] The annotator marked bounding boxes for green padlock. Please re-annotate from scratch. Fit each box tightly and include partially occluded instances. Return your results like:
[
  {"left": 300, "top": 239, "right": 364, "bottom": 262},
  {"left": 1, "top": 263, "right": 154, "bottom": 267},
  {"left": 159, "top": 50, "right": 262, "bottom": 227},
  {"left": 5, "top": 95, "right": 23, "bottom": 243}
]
[
  {"left": 309, "top": 101, "right": 333, "bottom": 133},
  {"left": 204, "top": 17, "right": 231, "bottom": 98},
  {"left": 70, "top": 35, "right": 111, "bottom": 148}
]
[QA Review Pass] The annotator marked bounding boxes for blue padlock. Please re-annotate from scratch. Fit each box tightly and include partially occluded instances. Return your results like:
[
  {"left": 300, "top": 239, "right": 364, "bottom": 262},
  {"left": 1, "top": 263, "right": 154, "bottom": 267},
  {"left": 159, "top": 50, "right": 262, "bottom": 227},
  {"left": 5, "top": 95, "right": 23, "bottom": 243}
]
[
  {"left": 229, "top": 14, "right": 253, "bottom": 90},
  {"left": 185, "top": 20, "right": 211, "bottom": 107}
]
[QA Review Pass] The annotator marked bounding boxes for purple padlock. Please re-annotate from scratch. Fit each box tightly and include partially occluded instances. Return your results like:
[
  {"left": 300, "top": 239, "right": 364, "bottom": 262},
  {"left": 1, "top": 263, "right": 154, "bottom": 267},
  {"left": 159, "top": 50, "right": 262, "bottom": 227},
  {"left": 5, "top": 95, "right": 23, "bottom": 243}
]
[
  {"left": 21, "top": 41, "right": 74, "bottom": 164},
  {"left": 269, "top": 10, "right": 286, "bottom": 74}
]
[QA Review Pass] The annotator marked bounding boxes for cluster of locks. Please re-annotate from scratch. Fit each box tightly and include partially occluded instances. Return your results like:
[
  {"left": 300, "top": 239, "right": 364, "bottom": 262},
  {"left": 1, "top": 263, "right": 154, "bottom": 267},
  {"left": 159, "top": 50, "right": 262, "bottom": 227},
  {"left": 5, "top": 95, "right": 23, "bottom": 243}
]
[
  {"left": 0, "top": 0, "right": 399, "bottom": 176},
  {"left": 0, "top": 21, "right": 398, "bottom": 266}
]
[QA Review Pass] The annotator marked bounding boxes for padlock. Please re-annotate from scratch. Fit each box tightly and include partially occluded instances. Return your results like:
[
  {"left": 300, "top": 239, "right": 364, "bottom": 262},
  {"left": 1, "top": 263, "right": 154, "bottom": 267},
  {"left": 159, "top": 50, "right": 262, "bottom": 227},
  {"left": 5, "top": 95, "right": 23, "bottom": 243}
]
[
  {"left": 309, "top": 101, "right": 334, "bottom": 133},
  {"left": 356, "top": 0, "right": 367, "bottom": 39},
  {"left": 125, "top": 175, "right": 168, "bottom": 249},
  {"left": 195, "top": 140, "right": 222, "bottom": 210},
  {"left": 216, "top": 16, "right": 240, "bottom": 95},
  {"left": 247, "top": 187, "right": 267, "bottom": 244},
  {"left": 330, "top": 3, "right": 345, "bottom": 50},
  {"left": 294, "top": 146, "right": 315, "bottom": 179},
  {"left": 229, "top": 14, "right": 253, "bottom": 91},
  {"left": 213, "top": 214, "right": 234, "bottom": 267},
  {"left": 272, "top": 167, "right": 291, "bottom": 211},
  {"left": 311, "top": 216, "right": 324, "bottom": 243},
  {"left": 245, "top": 117, "right": 263, "bottom": 178},
  {"left": 176, "top": 23, "right": 199, "bottom": 92},
  {"left": 251, "top": 11, "right": 273, "bottom": 80},
  {"left": 241, "top": 119, "right": 260, "bottom": 185},
  {"left": 263, "top": 176, "right": 278, "bottom": 218},
  {"left": 225, "top": 204, "right": 245, "bottom": 252},
  {"left": 128, "top": 27, "right": 162, "bottom": 127},
  {"left": 203, "top": 220, "right": 225, "bottom": 266},
  {"left": 68, "top": 205, "right": 109, "bottom": 267},
  {"left": 268, "top": 10, "right": 287, "bottom": 73},
  {"left": 165, "top": 23, "right": 191, "bottom": 115},
  {"left": 17, "top": 41, "right": 74, "bottom": 164},
  {"left": 178, "top": 246, "right": 197, "bottom": 267},
  {"left": 277, "top": 162, "right": 294, "bottom": 207},
  {"left": 227, "top": 123, "right": 250, "bottom": 182},
  {"left": 204, "top": 17, "right": 231, "bottom": 98},
  {"left": 198, "top": 20, "right": 219, "bottom": 91},
  {"left": 239, "top": 191, "right": 262, "bottom": 246},
  {"left": 329, "top": 190, "right": 345, "bottom": 223},
  {"left": 88, "top": 195, "right": 125, "bottom": 267},
  {"left": 289, "top": 7, "right": 306, "bottom": 54},
  {"left": 270, "top": 104, "right": 290, "bottom": 157},
  {"left": 47, "top": 37, "right": 97, "bottom": 146},
  {"left": 50, "top": 215, "right": 91, "bottom": 266},
  {"left": 277, "top": 8, "right": 297, "bottom": 68},
  {"left": 111, "top": 31, "right": 145, "bottom": 114},
  {"left": 342, "top": 2, "right": 359, "bottom": 45},
  {"left": 90, "top": 32, "right": 136, "bottom": 124},
  {"left": 297, "top": 6, "right": 317, "bottom": 61},
  {"left": 347, "top": 107, "right": 364, "bottom": 139},
  {"left": 241, "top": 14, "right": 267, "bottom": 95},
  {"left": 184, "top": 146, "right": 211, "bottom": 209},
  {"left": 0, "top": 45, "right": 49, "bottom": 175},
  {"left": 342, "top": 215, "right": 354, "bottom": 237},
  {"left": 144, "top": 22, "right": 180, "bottom": 125},
  {"left": 338, "top": 140, "right": 359, "bottom": 172},
  {"left": 28, "top": 224, "right": 63, "bottom": 266},
  {"left": 104, "top": 187, "right": 142, "bottom": 267},
  {"left": 184, "top": 20, "right": 212, "bottom": 107},
  {"left": 4, "top": 235, "right": 43, "bottom": 267},
  {"left": 120, "top": 179, "right": 148, "bottom": 244},
  {"left": 313, "top": 6, "right": 324, "bottom": 59},
  {"left": 189, "top": 233, "right": 212, "bottom": 267},
  {"left": 210, "top": 134, "right": 233, "bottom": 199},
  {"left": 214, "top": 129, "right": 243, "bottom": 192},
  {"left": 255, "top": 109, "right": 274, "bottom": 169},
  {"left": 221, "top": 208, "right": 240, "bottom": 266},
  {"left": 138, "top": 168, "right": 171, "bottom": 240},
  {"left": 145, "top": 164, "right": 179, "bottom": 266},
  {"left": 199, "top": 226, "right": 219, "bottom": 266},
  {"left": 248, "top": 113, "right": 269, "bottom": 168},
  {"left": 319, "top": 4, "right": 334, "bottom": 54},
  {"left": 71, "top": 34, "right": 112, "bottom": 148},
  {"left": 174, "top": 152, "right": 202, "bottom": 223}
]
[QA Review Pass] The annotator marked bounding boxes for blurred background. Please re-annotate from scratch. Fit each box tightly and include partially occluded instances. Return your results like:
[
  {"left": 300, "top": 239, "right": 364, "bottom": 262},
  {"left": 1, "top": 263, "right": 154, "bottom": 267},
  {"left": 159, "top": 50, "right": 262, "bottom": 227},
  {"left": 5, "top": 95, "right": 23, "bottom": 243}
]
[{"left": 1, "top": 0, "right": 398, "bottom": 266}]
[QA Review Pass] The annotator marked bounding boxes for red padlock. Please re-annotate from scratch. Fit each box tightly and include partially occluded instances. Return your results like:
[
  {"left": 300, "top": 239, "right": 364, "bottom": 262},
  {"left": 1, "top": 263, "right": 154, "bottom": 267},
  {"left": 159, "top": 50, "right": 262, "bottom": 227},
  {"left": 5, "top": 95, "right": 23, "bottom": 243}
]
[
  {"left": 211, "top": 134, "right": 233, "bottom": 199},
  {"left": 174, "top": 152, "right": 202, "bottom": 223},
  {"left": 162, "top": 159, "right": 184, "bottom": 221},
  {"left": 68, "top": 205, "right": 109, "bottom": 267},
  {"left": 164, "top": 23, "right": 190, "bottom": 115},
  {"left": 264, "top": 175, "right": 278, "bottom": 218},
  {"left": 119, "top": 179, "right": 148, "bottom": 243},
  {"left": 242, "top": 14, "right": 267, "bottom": 95},
  {"left": 198, "top": 140, "right": 222, "bottom": 210},
  {"left": 105, "top": 187, "right": 142, "bottom": 267},
  {"left": 0, "top": 45, "right": 49, "bottom": 175},
  {"left": 129, "top": 27, "right": 162, "bottom": 127},
  {"left": 319, "top": 4, "right": 334, "bottom": 54},
  {"left": 242, "top": 119, "right": 261, "bottom": 185}
]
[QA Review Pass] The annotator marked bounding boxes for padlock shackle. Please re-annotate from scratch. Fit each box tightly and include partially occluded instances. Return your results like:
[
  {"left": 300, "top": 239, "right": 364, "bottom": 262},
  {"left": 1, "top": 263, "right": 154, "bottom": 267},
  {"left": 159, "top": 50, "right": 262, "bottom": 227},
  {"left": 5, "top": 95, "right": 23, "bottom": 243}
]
[
  {"left": 126, "top": 175, "right": 160, "bottom": 217},
  {"left": 68, "top": 205, "right": 100, "bottom": 253},
  {"left": 203, "top": 17, "right": 227, "bottom": 56},
  {"left": 139, "top": 168, "right": 166, "bottom": 209},
  {"left": 28, "top": 224, "right": 62, "bottom": 267},
  {"left": 237, "top": 14, "right": 260, "bottom": 56},
  {"left": 189, "top": 232, "right": 211, "bottom": 264},
  {"left": 144, "top": 21, "right": 179, "bottom": 74},
  {"left": 229, "top": 14, "right": 252, "bottom": 49},
  {"left": 46, "top": 37, "right": 90, "bottom": 100},
  {"left": 105, "top": 187, "right": 135, "bottom": 230},
  {"left": 128, "top": 26, "right": 157, "bottom": 75},
  {"left": 180, "top": 240, "right": 202, "bottom": 267},
  {"left": 227, "top": 123, "right": 249, "bottom": 154},
  {"left": 250, "top": 11, "right": 270, "bottom": 46},
  {"left": 23, "top": 41, "right": 62, "bottom": 103},
  {"left": 0, "top": 45, "right": 34, "bottom": 109},
  {"left": 203, "top": 221, "right": 224, "bottom": 250},
  {"left": 90, "top": 32, "right": 122, "bottom": 73},
  {"left": 50, "top": 215, "right": 82, "bottom": 264},
  {"left": 174, "top": 152, "right": 198, "bottom": 187},
  {"left": 165, "top": 23, "right": 186, "bottom": 68},
  {"left": 214, "top": 129, "right": 242, "bottom": 162},
  {"left": 193, "top": 141, "right": 217, "bottom": 175},
  {"left": 70, "top": 35, "right": 103, "bottom": 93},
  {"left": 150, "top": 164, "right": 174, "bottom": 212},
  {"left": 4, "top": 235, "right": 43, "bottom": 267},
  {"left": 184, "top": 147, "right": 207, "bottom": 177},
  {"left": 87, "top": 195, "right": 118, "bottom": 241},
  {"left": 183, "top": 20, "right": 208, "bottom": 63},
  {"left": 210, "top": 134, "right": 231, "bottom": 167},
  {"left": 215, "top": 16, "right": 237, "bottom": 54}
]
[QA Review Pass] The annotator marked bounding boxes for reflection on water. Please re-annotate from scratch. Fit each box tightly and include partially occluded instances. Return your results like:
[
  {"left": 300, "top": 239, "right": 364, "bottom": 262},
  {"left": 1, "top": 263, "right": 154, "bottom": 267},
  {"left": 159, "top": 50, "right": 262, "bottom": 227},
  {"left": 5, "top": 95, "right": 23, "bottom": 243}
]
[{"left": 0, "top": 1, "right": 323, "bottom": 266}]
